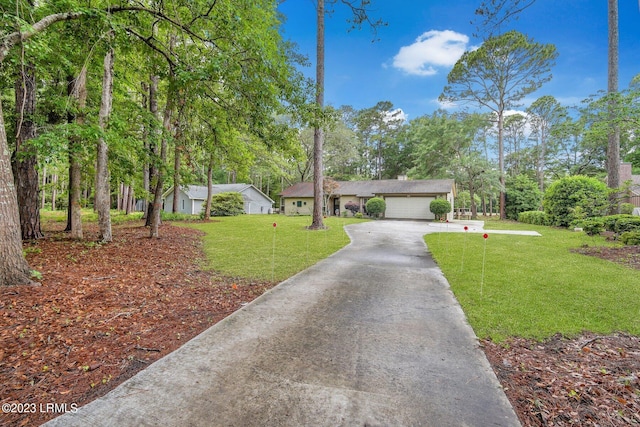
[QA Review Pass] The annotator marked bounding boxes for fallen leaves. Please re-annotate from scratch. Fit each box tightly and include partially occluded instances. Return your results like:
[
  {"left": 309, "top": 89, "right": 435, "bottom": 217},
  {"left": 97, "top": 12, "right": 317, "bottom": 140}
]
[
  {"left": 1, "top": 222, "right": 273, "bottom": 427},
  {"left": 484, "top": 333, "right": 640, "bottom": 426}
]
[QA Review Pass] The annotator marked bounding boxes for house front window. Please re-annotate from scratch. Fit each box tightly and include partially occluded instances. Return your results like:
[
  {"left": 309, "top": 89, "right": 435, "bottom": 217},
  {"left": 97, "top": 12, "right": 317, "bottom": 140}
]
[{"left": 296, "top": 201, "right": 302, "bottom": 207}]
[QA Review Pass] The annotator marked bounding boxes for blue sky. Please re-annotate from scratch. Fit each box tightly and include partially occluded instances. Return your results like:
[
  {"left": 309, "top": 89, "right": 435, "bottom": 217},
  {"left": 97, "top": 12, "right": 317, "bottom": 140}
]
[{"left": 277, "top": 0, "right": 640, "bottom": 121}]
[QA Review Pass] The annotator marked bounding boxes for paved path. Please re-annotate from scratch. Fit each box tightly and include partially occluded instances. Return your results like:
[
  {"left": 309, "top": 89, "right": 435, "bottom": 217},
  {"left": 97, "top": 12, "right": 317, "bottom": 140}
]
[{"left": 46, "top": 221, "right": 521, "bottom": 427}]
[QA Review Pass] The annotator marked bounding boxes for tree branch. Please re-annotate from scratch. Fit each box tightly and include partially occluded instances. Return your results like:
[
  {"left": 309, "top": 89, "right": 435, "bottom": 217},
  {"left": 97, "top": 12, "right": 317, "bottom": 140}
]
[{"left": 1, "top": 11, "right": 84, "bottom": 62}]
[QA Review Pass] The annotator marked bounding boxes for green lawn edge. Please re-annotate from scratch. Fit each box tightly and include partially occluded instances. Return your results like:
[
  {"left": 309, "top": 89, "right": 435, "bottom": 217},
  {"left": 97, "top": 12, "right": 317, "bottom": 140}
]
[
  {"left": 184, "top": 215, "right": 367, "bottom": 282},
  {"left": 424, "top": 223, "right": 640, "bottom": 342}
]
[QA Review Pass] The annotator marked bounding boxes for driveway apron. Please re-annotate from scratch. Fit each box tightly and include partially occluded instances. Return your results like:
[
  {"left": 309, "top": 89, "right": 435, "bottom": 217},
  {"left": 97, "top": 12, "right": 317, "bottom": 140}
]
[{"left": 45, "top": 220, "right": 521, "bottom": 427}]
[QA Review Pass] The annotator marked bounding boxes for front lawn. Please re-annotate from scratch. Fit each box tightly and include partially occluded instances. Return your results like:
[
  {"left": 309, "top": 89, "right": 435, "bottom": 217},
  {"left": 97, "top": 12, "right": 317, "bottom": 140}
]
[
  {"left": 425, "top": 222, "right": 640, "bottom": 341},
  {"left": 186, "top": 215, "right": 367, "bottom": 281}
]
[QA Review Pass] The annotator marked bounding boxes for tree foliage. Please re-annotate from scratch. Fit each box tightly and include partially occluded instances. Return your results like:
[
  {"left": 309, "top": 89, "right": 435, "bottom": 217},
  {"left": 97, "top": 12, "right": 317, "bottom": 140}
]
[
  {"left": 0, "top": 0, "right": 307, "bottom": 285},
  {"left": 505, "top": 174, "right": 542, "bottom": 220},
  {"left": 208, "top": 192, "right": 244, "bottom": 217},
  {"left": 543, "top": 175, "right": 609, "bottom": 227}
]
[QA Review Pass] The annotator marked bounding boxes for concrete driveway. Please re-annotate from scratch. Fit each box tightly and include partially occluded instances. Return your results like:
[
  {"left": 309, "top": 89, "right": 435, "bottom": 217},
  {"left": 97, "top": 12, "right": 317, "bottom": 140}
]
[{"left": 46, "top": 220, "right": 521, "bottom": 427}]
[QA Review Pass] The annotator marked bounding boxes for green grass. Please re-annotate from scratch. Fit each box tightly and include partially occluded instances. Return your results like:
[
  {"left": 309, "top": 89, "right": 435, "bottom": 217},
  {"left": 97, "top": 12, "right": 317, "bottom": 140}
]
[
  {"left": 425, "top": 222, "right": 640, "bottom": 341},
  {"left": 186, "top": 215, "right": 367, "bottom": 282},
  {"left": 41, "top": 209, "right": 144, "bottom": 224}
]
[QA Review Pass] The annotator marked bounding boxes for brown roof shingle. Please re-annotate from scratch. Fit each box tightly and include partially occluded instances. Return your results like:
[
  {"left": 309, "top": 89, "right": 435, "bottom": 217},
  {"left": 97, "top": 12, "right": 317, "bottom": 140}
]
[{"left": 280, "top": 179, "right": 455, "bottom": 198}]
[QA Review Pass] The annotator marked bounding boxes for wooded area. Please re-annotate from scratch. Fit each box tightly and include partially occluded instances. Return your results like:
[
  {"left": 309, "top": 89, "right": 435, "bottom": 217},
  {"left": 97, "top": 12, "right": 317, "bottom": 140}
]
[{"left": 1, "top": 1, "right": 638, "bottom": 285}]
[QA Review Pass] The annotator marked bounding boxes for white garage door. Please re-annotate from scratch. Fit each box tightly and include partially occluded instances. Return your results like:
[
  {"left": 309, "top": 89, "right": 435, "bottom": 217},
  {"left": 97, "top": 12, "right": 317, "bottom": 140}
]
[{"left": 385, "top": 197, "right": 435, "bottom": 220}]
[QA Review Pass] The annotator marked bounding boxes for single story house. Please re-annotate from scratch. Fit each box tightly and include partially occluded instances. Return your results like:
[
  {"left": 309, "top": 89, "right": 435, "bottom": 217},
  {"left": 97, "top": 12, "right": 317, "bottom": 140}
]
[
  {"left": 280, "top": 178, "right": 456, "bottom": 221},
  {"left": 163, "top": 184, "right": 274, "bottom": 215}
]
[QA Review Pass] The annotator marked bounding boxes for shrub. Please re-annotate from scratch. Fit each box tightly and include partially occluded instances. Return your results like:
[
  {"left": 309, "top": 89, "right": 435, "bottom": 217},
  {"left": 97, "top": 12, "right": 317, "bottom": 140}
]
[
  {"left": 365, "top": 197, "right": 386, "bottom": 218},
  {"left": 506, "top": 175, "right": 542, "bottom": 220},
  {"left": 344, "top": 201, "right": 360, "bottom": 215},
  {"left": 162, "top": 211, "right": 198, "bottom": 221},
  {"left": 620, "top": 231, "right": 640, "bottom": 245},
  {"left": 580, "top": 218, "right": 605, "bottom": 236},
  {"left": 518, "top": 210, "right": 551, "bottom": 225},
  {"left": 430, "top": 198, "right": 452, "bottom": 220},
  {"left": 354, "top": 212, "right": 363, "bottom": 219},
  {"left": 602, "top": 214, "right": 632, "bottom": 232},
  {"left": 209, "top": 192, "right": 244, "bottom": 216},
  {"left": 613, "top": 216, "right": 640, "bottom": 233},
  {"left": 621, "top": 203, "right": 635, "bottom": 215},
  {"left": 602, "top": 214, "right": 640, "bottom": 233},
  {"left": 543, "top": 175, "right": 609, "bottom": 227}
]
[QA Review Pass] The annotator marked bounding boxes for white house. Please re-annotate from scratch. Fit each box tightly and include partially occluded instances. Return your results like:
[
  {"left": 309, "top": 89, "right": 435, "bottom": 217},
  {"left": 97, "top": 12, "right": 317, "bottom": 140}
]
[{"left": 163, "top": 184, "right": 274, "bottom": 215}]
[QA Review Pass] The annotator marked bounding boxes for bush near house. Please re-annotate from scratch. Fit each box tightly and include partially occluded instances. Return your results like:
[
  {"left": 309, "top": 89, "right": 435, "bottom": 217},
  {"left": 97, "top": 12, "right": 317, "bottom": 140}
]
[
  {"left": 543, "top": 175, "right": 609, "bottom": 227},
  {"left": 365, "top": 197, "right": 386, "bottom": 219},
  {"left": 209, "top": 192, "right": 244, "bottom": 216},
  {"left": 430, "top": 198, "right": 452, "bottom": 220},
  {"left": 602, "top": 214, "right": 640, "bottom": 234},
  {"left": 580, "top": 217, "right": 605, "bottom": 236},
  {"left": 518, "top": 210, "right": 551, "bottom": 225},
  {"left": 344, "top": 201, "right": 360, "bottom": 216},
  {"left": 611, "top": 216, "right": 640, "bottom": 234}
]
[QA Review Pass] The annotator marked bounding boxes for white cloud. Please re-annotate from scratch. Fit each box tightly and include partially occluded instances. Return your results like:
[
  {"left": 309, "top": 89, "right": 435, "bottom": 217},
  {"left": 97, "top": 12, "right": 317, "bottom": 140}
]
[
  {"left": 392, "top": 30, "right": 470, "bottom": 77},
  {"left": 434, "top": 98, "right": 458, "bottom": 110},
  {"left": 385, "top": 108, "right": 408, "bottom": 124}
]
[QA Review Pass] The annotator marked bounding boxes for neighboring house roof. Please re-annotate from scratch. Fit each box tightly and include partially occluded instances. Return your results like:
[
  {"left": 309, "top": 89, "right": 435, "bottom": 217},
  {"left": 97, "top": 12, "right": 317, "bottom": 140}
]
[
  {"left": 280, "top": 179, "right": 456, "bottom": 198},
  {"left": 164, "top": 184, "right": 274, "bottom": 203},
  {"left": 279, "top": 182, "right": 315, "bottom": 198}
]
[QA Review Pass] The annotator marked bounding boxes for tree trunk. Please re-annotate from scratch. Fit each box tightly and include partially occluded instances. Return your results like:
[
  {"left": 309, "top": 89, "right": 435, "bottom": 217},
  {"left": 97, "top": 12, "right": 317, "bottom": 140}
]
[
  {"left": 150, "top": 76, "right": 174, "bottom": 238},
  {"left": 13, "top": 63, "right": 44, "bottom": 240},
  {"left": 204, "top": 151, "right": 214, "bottom": 219},
  {"left": 310, "top": 0, "right": 325, "bottom": 229},
  {"left": 141, "top": 82, "right": 149, "bottom": 218},
  {"left": 51, "top": 174, "right": 57, "bottom": 211},
  {"left": 469, "top": 173, "right": 478, "bottom": 220},
  {"left": 145, "top": 76, "right": 160, "bottom": 227},
  {"left": 67, "top": 70, "right": 87, "bottom": 239},
  {"left": 538, "top": 124, "right": 547, "bottom": 192},
  {"left": 497, "top": 111, "right": 506, "bottom": 219},
  {"left": 172, "top": 144, "right": 181, "bottom": 213},
  {"left": 0, "top": 98, "right": 35, "bottom": 286},
  {"left": 96, "top": 48, "right": 114, "bottom": 243},
  {"left": 41, "top": 165, "right": 46, "bottom": 209},
  {"left": 127, "top": 186, "right": 134, "bottom": 214},
  {"left": 607, "top": 0, "right": 620, "bottom": 213}
]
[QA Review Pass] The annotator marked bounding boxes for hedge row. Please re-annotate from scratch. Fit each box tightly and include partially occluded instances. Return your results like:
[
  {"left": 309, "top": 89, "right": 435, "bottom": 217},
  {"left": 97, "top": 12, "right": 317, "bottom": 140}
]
[{"left": 518, "top": 210, "right": 551, "bottom": 225}]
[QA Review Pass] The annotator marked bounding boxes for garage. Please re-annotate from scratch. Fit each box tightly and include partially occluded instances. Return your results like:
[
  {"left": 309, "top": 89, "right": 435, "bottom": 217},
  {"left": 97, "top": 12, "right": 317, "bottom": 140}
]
[{"left": 385, "top": 196, "right": 435, "bottom": 220}]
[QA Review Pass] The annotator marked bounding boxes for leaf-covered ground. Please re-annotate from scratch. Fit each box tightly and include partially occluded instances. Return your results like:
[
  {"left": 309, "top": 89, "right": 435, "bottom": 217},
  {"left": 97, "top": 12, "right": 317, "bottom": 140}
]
[
  {"left": 1, "top": 221, "right": 639, "bottom": 426},
  {"left": 1, "top": 222, "right": 273, "bottom": 426},
  {"left": 484, "top": 334, "right": 640, "bottom": 426}
]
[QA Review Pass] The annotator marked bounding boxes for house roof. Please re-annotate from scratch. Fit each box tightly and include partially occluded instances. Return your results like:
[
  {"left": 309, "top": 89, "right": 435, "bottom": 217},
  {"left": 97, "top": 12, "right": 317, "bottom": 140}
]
[
  {"left": 279, "top": 182, "right": 315, "bottom": 198},
  {"left": 280, "top": 179, "right": 456, "bottom": 198},
  {"left": 164, "top": 184, "right": 274, "bottom": 203}
]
